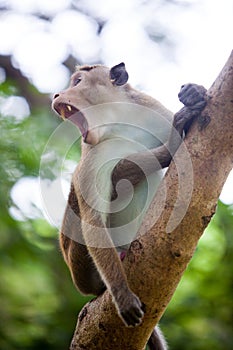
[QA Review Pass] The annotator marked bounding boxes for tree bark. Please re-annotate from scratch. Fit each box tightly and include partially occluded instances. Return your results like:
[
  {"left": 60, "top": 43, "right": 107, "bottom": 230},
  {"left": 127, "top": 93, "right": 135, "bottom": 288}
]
[
  {"left": 70, "top": 51, "right": 233, "bottom": 350},
  {"left": 0, "top": 55, "right": 50, "bottom": 110}
]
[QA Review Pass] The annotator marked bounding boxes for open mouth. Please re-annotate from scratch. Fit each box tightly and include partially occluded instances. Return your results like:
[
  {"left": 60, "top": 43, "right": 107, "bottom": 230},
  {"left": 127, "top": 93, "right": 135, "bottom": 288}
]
[{"left": 53, "top": 103, "right": 88, "bottom": 141}]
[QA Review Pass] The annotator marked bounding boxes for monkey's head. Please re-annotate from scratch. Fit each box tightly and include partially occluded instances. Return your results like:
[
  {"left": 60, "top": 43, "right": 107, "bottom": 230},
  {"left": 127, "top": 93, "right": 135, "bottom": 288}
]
[{"left": 52, "top": 63, "right": 129, "bottom": 145}]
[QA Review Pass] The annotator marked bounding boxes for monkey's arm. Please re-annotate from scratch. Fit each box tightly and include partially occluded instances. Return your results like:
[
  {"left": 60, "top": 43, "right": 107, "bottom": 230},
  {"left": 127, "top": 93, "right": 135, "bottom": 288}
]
[{"left": 112, "top": 84, "right": 207, "bottom": 188}]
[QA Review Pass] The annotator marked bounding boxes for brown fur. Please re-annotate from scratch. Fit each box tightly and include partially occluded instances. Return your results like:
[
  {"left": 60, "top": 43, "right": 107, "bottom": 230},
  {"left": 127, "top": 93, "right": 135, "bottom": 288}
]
[{"left": 52, "top": 63, "right": 206, "bottom": 349}]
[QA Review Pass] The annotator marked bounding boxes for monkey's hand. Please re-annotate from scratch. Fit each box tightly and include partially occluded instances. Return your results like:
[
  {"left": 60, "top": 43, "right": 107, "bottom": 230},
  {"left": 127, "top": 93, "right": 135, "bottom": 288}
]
[
  {"left": 178, "top": 83, "right": 207, "bottom": 111},
  {"left": 166, "top": 83, "right": 207, "bottom": 156},
  {"left": 113, "top": 286, "right": 144, "bottom": 327},
  {"left": 172, "top": 83, "right": 207, "bottom": 133}
]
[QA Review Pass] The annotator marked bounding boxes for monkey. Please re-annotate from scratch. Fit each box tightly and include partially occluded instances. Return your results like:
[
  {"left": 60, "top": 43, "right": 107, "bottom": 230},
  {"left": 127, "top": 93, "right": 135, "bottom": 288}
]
[{"left": 52, "top": 62, "right": 207, "bottom": 349}]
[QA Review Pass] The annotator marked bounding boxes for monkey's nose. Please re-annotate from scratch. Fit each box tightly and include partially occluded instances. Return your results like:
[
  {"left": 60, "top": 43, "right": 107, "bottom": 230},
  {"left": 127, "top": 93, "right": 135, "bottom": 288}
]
[{"left": 53, "top": 93, "right": 60, "bottom": 99}]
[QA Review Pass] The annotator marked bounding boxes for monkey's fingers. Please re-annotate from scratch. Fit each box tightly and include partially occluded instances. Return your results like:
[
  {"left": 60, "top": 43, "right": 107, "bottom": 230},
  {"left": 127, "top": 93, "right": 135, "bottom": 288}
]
[
  {"left": 120, "top": 306, "right": 144, "bottom": 327},
  {"left": 118, "top": 293, "right": 144, "bottom": 327},
  {"left": 178, "top": 83, "right": 207, "bottom": 108}
]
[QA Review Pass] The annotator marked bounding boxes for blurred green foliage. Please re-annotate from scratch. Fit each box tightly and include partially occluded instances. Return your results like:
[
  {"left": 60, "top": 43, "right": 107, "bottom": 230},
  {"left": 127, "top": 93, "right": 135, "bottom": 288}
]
[
  {"left": 0, "top": 77, "right": 90, "bottom": 350},
  {"left": 0, "top": 76, "right": 233, "bottom": 350}
]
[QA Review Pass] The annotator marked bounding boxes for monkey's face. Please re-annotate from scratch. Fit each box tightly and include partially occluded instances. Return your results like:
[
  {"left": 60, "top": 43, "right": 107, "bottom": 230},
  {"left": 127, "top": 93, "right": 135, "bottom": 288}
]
[{"left": 52, "top": 63, "right": 129, "bottom": 145}]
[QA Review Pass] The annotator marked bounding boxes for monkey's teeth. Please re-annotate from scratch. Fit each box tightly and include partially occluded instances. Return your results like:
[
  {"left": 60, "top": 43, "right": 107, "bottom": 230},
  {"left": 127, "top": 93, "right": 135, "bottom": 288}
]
[
  {"left": 60, "top": 108, "right": 66, "bottom": 120},
  {"left": 67, "top": 105, "right": 72, "bottom": 112}
]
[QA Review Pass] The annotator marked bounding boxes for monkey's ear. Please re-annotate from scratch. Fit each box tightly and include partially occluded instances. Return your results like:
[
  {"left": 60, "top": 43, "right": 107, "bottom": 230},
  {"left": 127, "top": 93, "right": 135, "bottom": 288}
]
[{"left": 110, "top": 62, "right": 129, "bottom": 86}]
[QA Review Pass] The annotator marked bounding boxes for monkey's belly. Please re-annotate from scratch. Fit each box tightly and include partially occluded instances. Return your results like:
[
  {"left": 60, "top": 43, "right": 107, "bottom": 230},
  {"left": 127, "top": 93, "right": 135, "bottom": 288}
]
[{"left": 109, "top": 171, "right": 163, "bottom": 249}]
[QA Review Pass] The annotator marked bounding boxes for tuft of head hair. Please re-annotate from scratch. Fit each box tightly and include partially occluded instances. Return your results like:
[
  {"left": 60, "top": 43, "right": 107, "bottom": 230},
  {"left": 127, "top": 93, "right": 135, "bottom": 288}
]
[{"left": 75, "top": 64, "right": 102, "bottom": 72}]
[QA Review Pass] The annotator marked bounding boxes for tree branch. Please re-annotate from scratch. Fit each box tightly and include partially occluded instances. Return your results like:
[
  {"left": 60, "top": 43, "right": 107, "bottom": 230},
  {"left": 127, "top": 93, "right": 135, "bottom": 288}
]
[
  {"left": 0, "top": 55, "right": 50, "bottom": 110},
  {"left": 70, "top": 51, "right": 233, "bottom": 350}
]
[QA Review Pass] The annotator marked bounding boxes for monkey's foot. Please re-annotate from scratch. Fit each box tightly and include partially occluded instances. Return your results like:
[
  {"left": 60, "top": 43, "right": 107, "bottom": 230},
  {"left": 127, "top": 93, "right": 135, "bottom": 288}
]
[{"left": 114, "top": 288, "right": 144, "bottom": 327}]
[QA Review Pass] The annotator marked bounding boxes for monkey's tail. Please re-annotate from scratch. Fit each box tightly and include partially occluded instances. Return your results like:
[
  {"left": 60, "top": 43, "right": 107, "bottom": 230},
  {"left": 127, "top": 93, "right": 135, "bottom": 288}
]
[{"left": 148, "top": 326, "right": 168, "bottom": 350}]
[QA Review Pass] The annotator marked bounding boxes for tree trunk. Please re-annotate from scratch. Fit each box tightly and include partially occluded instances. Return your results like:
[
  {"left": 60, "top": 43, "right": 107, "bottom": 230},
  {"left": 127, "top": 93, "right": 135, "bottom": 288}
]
[{"left": 70, "top": 51, "right": 233, "bottom": 350}]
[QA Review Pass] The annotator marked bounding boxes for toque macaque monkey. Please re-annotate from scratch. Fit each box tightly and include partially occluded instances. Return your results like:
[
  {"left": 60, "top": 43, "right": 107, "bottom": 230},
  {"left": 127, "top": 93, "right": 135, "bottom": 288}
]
[{"left": 52, "top": 62, "right": 207, "bottom": 349}]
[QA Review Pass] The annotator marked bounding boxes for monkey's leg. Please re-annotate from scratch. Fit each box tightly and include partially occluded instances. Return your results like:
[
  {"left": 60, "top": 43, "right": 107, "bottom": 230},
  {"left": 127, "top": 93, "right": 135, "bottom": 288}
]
[
  {"left": 61, "top": 234, "right": 102, "bottom": 295},
  {"left": 60, "top": 184, "right": 105, "bottom": 295}
]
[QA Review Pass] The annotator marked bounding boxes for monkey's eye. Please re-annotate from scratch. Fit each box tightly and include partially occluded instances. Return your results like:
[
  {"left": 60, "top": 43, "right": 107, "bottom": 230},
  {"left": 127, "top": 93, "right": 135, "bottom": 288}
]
[{"left": 73, "top": 78, "right": 81, "bottom": 86}]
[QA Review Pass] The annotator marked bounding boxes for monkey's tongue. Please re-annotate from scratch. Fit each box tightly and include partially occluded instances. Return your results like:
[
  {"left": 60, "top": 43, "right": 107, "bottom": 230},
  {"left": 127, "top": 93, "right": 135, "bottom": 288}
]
[{"left": 68, "top": 111, "right": 88, "bottom": 140}]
